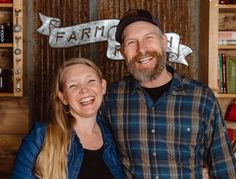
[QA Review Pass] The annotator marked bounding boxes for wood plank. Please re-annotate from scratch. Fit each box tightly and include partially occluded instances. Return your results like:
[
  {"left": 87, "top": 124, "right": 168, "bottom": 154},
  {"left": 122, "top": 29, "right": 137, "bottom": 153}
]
[
  {"left": 208, "top": 0, "right": 219, "bottom": 91},
  {"left": 199, "top": 0, "right": 209, "bottom": 84},
  {"left": 0, "top": 157, "right": 14, "bottom": 179},
  {"left": 0, "top": 135, "right": 25, "bottom": 179},
  {"left": 0, "top": 3, "right": 13, "bottom": 8},
  {"left": 0, "top": 135, "right": 24, "bottom": 157},
  {"left": 0, "top": 97, "right": 29, "bottom": 134}
]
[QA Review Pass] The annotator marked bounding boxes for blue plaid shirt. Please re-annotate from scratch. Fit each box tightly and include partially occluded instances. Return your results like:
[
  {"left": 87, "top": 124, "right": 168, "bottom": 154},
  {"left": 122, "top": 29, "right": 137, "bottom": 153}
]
[{"left": 102, "top": 66, "right": 236, "bottom": 179}]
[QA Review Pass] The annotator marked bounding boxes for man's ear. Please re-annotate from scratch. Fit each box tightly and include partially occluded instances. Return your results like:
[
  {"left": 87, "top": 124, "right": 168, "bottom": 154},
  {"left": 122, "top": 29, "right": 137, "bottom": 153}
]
[
  {"left": 162, "top": 34, "right": 168, "bottom": 50},
  {"left": 119, "top": 45, "right": 125, "bottom": 58},
  {"left": 101, "top": 79, "right": 107, "bottom": 95}
]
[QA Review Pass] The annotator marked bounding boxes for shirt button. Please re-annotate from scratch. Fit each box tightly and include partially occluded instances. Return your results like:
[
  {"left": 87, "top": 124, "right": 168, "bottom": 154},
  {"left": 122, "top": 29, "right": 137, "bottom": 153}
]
[
  {"left": 151, "top": 129, "right": 155, "bottom": 133},
  {"left": 187, "top": 127, "right": 191, "bottom": 132},
  {"left": 153, "top": 152, "right": 157, "bottom": 156},
  {"left": 155, "top": 176, "right": 159, "bottom": 179}
]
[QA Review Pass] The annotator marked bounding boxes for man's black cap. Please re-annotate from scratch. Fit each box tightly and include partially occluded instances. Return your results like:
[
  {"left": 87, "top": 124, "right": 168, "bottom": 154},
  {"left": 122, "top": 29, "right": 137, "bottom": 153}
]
[{"left": 115, "top": 9, "right": 164, "bottom": 43}]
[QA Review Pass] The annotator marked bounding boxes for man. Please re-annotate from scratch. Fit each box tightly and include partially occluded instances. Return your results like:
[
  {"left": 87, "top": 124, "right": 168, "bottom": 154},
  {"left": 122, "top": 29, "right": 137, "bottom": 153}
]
[{"left": 102, "top": 9, "right": 236, "bottom": 178}]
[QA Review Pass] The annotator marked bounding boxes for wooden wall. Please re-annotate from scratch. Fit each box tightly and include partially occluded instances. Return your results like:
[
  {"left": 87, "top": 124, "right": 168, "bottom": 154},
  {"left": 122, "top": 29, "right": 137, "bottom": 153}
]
[
  {"left": 31, "top": 0, "right": 198, "bottom": 123},
  {"left": 0, "top": 0, "right": 199, "bottom": 178},
  {"left": 0, "top": 98, "right": 28, "bottom": 178}
]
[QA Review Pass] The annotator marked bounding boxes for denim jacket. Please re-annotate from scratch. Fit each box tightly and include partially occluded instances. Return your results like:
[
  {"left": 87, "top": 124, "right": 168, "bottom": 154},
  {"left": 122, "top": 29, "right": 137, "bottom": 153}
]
[{"left": 12, "top": 117, "right": 124, "bottom": 179}]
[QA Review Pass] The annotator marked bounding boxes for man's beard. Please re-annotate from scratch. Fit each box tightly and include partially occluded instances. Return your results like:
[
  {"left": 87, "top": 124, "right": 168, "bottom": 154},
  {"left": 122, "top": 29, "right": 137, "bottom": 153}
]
[{"left": 126, "top": 50, "right": 166, "bottom": 82}]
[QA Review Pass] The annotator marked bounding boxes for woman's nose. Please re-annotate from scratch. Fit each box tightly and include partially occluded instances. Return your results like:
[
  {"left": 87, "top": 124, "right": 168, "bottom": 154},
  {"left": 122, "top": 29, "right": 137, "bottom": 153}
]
[{"left": 78, "top": 85, "right": 88, "bottom": 93}]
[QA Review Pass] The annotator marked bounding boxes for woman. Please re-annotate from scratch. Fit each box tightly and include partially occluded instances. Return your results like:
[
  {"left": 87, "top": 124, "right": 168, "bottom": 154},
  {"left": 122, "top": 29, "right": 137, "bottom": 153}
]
[{"left": 12, "top": 58, "right": 124, "bottom": 179}]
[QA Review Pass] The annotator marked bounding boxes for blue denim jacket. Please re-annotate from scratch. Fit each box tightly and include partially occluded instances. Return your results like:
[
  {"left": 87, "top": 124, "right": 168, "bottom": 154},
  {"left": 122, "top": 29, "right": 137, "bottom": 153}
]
[{"left": 12, "top": 117, "right": 124, "bottom": 179}]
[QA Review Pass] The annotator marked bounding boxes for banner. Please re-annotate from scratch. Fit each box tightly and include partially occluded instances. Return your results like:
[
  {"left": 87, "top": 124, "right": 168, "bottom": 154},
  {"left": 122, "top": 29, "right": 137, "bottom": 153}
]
[{"left": 37, "top": 13, "right": 192, "bottom": 66}]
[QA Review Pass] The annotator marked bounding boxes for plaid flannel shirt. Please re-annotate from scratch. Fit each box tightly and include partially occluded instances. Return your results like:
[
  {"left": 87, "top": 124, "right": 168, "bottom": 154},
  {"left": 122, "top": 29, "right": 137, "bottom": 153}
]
[{"left": 102, "top": 66, "right": 236, "bottom": 179}]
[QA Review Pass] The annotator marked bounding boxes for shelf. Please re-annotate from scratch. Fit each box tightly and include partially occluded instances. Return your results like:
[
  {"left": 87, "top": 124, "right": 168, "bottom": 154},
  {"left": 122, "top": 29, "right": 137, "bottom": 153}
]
[
  {"left": 218, "top": 45, "right": 236, "bottom": 49},
  {"left": 200, "top": 0, "right": 236, "bottom": 121},
  {"left": 219, "top": 4, "right": 236, "bottom": 13},
  {"left": 219, "top": 4, "right": 236, "bottom": 9},
  {"left": 0, "top": 3, "right": 13, "bottom": 8},
  {"left": 217, "top": 93, "right": 236, "bottom": 98},
  {"left": 0, "top": 93, "right": 14, "bottom": 96},
  {"left": 226, "top": 121, "right": 236, "bottom": 130},
  {"left": 0, "top": 0, "right": 23, "bottom": 97},
  {"left": 0, "top": 43, "right": 13, "bottom": 47}
]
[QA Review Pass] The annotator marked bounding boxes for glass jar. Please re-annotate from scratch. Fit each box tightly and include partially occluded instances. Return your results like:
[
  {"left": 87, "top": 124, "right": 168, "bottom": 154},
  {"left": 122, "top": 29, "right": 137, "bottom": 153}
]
[
  {"left": 0, "top": 69, "right": 13, "bottom": 93},
  {"left": 5, "top": 22, "right": 13, "bottom": 43},
  {"left": 0, "top": 24, "right": 5, "bottom": 43}
]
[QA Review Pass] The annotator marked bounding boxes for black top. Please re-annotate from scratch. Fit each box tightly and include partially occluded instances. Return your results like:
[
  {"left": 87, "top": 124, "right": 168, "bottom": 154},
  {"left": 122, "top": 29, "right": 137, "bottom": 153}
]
[
  {"left": 142, "top": 79, "right": 172, "bottom": 102},
  {"left": 78, "top": 146, "right": 115, "bottom": 179}
]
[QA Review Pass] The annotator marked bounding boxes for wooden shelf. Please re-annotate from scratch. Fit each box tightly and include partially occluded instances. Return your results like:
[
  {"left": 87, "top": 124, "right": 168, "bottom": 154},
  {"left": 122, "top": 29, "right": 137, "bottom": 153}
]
[
  {"left": 219, "top": 4, "right": 236, "bottom": 13},
  {"left": 0, "top": 43, "right": 13, "bottom": 47},
  {"left": 219, "top": 4, "right": 236, "bottom": 9},
  {"left": 217, "top": 93, "right": 236, "bottom": 98},
  {"left": 218, "top": 45, "right": 236, "bottom": 49},
  {"left": 0, "top": 3, "right": 13, "bottom": 8},
  {"left": 0, "top": 93, "right": 15, "bottom": 97},
  {"left": 226, "top": 121, "right": 236, "bottom": 130},
  {"left": 200, "top": 0, "right": 236, "bottom": 117}
]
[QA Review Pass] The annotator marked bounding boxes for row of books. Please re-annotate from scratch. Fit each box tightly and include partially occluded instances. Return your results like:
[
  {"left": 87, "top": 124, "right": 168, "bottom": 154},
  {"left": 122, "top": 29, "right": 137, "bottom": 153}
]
[
  {"left": 218, "top": 31, "right": 236, "bottom": 45},
  {"left": 218, "top": 53, "right": 236, "bottom": 93}
]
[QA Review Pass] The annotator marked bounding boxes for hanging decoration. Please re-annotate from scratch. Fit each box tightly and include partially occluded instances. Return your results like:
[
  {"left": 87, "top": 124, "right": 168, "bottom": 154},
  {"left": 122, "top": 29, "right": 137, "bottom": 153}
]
[{"left": 37, "top": 12, "right": 192, "bottom": 66}]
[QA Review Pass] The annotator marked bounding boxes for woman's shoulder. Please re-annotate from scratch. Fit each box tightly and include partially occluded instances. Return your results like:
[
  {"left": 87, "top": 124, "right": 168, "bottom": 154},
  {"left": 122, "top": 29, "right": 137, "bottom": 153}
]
[
  {"left": 26, "top": 122, "right": 47, "bottom": 139},
  {"left": 20, "top": 121, "right": 48, "bottom": 150},
  {"left": 12, "top": 122, "right": 48, "bottom": 178}
]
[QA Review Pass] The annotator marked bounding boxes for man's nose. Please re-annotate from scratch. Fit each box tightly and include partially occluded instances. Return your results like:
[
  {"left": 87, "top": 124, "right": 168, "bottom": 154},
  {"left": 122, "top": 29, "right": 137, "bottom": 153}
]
[{"left": 136, "top": 41, "right": 146, "bottom": 54}]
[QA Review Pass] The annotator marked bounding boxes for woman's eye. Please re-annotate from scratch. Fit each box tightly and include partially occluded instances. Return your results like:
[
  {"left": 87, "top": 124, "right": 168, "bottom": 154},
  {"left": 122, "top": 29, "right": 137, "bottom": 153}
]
[{"left": 68, "top": 84, "right": 76, "bottom": 88}]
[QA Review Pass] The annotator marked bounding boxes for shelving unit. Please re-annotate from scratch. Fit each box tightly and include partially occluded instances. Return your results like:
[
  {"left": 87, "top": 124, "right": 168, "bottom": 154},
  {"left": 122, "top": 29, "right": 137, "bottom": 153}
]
[
  {"left": 204, "top": 0, "right": 236, "bottom": 97},
  {"left": 201, "top": 0, "right": 236, "bottom": 130},
  {"left": 0, "top": 0, "right": 23, "bottom": 96}
]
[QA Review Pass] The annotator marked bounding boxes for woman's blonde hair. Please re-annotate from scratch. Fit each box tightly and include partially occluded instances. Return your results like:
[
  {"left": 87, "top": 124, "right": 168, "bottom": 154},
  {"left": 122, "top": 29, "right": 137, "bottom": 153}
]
[{"left": 34, "top": 57, "right": 103, "bottom": 179}]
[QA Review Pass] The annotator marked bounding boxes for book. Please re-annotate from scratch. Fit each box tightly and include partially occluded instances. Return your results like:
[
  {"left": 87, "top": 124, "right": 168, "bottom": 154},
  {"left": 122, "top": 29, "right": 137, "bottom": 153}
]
[
  {"left": 218, "top": 53, "right": 224, "bottom": 92},
  {"left": 226, "top": 56, "right": 236, "bottom": 93},
  {"left": 218, "top": 39, "right": 236, "bottom": 45},
  {"left": 222, "top": 53, "right": 227, "bottom": 93},
  {"left": 218, "top": 31, "right": 236, "bottom": 45},
  {"left": 218, "top": 31, "right": 236, "bottom": 40}
]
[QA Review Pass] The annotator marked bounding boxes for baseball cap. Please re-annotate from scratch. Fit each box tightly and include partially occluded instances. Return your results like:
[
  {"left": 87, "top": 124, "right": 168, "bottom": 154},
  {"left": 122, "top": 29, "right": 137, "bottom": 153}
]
[{"left": 115, "top": 9, "right": 164, "bottom": 43}]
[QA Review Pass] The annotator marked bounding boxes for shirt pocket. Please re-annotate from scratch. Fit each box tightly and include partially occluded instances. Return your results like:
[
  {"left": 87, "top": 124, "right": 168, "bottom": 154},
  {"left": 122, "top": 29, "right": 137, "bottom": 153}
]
[
  {"left": 171, "top": 122, "right": 200, "bottom": 166},
  {"left": 173, "top": 123, "right": 199, "bottom": 145}
]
